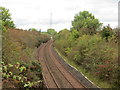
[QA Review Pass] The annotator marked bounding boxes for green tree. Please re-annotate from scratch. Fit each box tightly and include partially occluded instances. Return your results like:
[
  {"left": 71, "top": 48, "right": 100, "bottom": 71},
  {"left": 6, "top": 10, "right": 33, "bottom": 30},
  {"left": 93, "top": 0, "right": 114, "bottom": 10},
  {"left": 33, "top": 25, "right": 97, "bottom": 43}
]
[
  {"left": 47, "top": 28, "right": 57, "bottom": 36},
  {"left": 0, "top": 6, "right": 15, "bottom": 28},
  {"left": 29, "top": 28, "right": 37, "bottom": 31},
  {"left": 58, "top": 29, "right": 70, "bottom": 39},
  {"left": 72, "top": 11, "right": 102, "bottom": 32},
  {"left": 101, "top": 25, "right": 113, "bottom": 41}
]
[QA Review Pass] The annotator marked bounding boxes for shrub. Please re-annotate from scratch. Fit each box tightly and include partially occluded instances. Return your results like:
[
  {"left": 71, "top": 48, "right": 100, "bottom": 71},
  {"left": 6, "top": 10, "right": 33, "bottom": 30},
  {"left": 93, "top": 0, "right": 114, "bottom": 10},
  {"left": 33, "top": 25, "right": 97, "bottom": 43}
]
[{"left": 2, "top": 61, "right": 43, "bottom": 88}]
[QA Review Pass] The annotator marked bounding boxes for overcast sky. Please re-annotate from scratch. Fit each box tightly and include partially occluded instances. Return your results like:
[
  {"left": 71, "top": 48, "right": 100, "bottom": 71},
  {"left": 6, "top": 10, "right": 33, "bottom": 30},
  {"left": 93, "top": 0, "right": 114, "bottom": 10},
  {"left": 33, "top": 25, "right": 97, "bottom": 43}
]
[{"left": 0, "top": 0, "right": 119, "bottom": 32}]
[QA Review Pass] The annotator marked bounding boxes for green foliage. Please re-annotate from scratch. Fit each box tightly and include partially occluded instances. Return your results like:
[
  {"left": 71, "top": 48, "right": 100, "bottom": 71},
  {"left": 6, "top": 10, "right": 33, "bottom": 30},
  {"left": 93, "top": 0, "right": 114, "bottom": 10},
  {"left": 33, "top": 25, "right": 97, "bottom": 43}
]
[
  {"left": 54, "top": 27, "right": 118, "bottom": 88},
  {"left": 65, "top": 47, "right": 72, "bottom": 56},
  {"left": 2, "top": 61, "right": 43, "bottom": 88},
  {"left": 29, "top": 28, "right": 37, "bottom": 31},
  {"left": 57, "top": 29, "right": 71, "bottom": 40},
  {"left": 54, "top": 29, "right": 76, "bottom": 55},
  {"left": 0, "top": 6, "right": 15, "bottom": 28},
  {"left": 71, "top": 29, "right": 79, "bottom": 39},
  {"left": 101, "top": 25, "right": 113, "bottom": 41},
  {"left": 72, "top": 11, "right": 102, "bottom": 34},
  {"left": 47, "top": 28, "right": 57, "bottom": 36}
]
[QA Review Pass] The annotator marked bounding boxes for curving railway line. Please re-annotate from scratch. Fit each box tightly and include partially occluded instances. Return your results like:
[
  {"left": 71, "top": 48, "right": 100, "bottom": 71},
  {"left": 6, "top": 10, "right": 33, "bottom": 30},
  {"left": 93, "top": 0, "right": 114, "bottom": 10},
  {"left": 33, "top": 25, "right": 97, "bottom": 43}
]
[{"left": 37, "top": 40, "right": 89, "bottom": 89}]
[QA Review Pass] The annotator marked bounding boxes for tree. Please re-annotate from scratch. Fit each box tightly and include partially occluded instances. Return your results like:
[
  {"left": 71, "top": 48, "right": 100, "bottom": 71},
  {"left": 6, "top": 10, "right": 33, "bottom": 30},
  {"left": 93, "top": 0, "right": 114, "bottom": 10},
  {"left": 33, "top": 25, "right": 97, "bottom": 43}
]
[
  {"left": 101, "top": 25, "right": 113, "bottom": 41},
  {"left": 47, "top": 28, "right": 57, "bottom": 36},
  {"left": 72, "top": 11, "right": 102, "bottom": 31},
  {"left": 29, "top": 28, "right": 37, "bottom": 31},
  {"left": 0, "top": 6, "right": 15, "bottom": 28},
  {"left": 58, "top": 29, "right": 70, "bottom": 39}
]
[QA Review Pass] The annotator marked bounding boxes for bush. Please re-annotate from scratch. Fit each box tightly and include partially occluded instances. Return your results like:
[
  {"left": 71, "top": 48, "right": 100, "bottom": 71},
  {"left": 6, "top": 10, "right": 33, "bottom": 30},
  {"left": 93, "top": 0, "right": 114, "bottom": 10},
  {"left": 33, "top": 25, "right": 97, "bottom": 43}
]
[
  {"left": 100, "top": 26, "right": 113, "bottom": 41},
  {"left": 2, "top": 61, "right": 43, "bottom": 88}
]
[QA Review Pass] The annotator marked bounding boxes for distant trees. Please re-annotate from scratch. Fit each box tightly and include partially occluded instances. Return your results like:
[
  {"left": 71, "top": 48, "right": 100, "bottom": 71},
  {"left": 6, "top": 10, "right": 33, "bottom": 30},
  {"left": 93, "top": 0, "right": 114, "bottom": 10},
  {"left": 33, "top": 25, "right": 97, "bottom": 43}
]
[
  {"left": 47, "top": 28, "right": 57, "bottom": 36},
  {"left": 72, "top": 11, "right": 102, "bottom": 35},
  {"left": 0, "top": 6, "right": 15, "bottom": 28},
  {"left": 29, "top": 28, "right": 37, "bottom": 31}
]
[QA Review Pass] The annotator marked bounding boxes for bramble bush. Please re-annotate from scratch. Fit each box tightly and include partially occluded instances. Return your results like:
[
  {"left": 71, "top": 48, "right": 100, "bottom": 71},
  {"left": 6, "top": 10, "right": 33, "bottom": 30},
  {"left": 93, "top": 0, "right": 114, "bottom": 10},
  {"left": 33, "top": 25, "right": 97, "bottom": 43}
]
[{"left": 1, "top": 61, "right": 43, "bottom": 88}]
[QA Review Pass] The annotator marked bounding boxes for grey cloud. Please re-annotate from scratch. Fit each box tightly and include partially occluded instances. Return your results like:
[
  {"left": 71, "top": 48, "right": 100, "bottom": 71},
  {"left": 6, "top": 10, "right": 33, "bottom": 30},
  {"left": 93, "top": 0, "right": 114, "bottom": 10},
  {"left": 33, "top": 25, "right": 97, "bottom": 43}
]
[
  {"left": 1, "top": 0, "right": 118, "bottom": 31},
  {"left": 15, "top": 17, "right": 70, "bottom": 27},
  {"left": 14, "top": 18, "right": 31, "bottom": 27}
]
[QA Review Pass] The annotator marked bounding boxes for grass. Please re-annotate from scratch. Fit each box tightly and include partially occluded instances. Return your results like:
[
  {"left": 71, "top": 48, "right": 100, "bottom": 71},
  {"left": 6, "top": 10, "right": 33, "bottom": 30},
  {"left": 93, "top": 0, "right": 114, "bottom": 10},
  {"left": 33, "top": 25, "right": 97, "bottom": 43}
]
[{"left": 54, "top": 47, "right": 112, "bottom": 88}]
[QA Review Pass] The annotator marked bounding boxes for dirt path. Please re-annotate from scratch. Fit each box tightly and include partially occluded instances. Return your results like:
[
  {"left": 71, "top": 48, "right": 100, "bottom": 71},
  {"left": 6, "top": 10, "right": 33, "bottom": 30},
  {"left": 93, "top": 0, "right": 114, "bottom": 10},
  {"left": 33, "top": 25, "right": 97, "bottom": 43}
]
[{"left": 37, "top": 40, "right": 86, "bottom": 89}]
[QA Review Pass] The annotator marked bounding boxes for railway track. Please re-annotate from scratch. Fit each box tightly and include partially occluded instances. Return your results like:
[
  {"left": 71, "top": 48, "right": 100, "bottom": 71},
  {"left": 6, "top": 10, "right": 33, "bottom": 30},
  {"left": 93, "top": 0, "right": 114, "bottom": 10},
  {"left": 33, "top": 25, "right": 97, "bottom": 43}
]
[
  {"left": 38, "top": 43, "right": 59, "bottom": 88},
  {"left": 38, "top": 40, "right": 87, "bottom": 89}
]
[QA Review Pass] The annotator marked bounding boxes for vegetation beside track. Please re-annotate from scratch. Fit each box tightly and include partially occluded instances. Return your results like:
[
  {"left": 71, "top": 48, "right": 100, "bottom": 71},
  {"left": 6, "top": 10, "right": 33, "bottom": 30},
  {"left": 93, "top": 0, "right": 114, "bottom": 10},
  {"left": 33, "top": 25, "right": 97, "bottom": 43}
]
[
  {"left": 1, "top": 6, "right": 119, "bottom": 89},
  {"left": 54, "top": 11, "right": 119, "bottom": 88},
  {"left": 1, "top": 6, "right": 50, "bottom": 88}
]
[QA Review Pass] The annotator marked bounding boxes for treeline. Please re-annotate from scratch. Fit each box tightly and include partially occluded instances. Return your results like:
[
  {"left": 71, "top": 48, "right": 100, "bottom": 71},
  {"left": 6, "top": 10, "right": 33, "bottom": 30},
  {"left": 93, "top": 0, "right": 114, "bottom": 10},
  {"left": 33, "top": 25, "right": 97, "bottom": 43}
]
[
  {"left": 1, "top": 7, "right": 50, "bottom": 88},
  {"left": 54, "top": 11, "right": 119, "bottom": 88}
]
